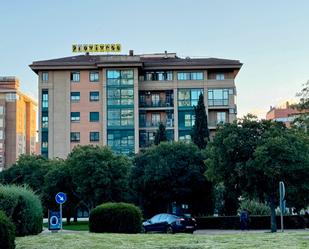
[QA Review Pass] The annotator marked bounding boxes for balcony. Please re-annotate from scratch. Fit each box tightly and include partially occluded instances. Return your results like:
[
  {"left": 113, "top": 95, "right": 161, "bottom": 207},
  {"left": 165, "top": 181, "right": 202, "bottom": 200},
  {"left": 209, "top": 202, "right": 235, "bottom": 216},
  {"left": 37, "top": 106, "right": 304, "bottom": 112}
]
[
  {"left": 139, "top": 90, "right": 174, "bottom": 109},
  {"left": 139, "top": 100, "right": 173, "bottom": 108},
  {"left": 140, "top": 119, "right": 174, "bottom": 128}
]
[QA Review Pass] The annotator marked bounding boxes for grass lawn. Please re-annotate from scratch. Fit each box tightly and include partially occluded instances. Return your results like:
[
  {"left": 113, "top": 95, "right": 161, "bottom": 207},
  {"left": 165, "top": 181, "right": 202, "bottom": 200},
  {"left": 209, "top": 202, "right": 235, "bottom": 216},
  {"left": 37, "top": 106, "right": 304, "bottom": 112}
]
[
  {"left": 16, "top": 231, "right": 309, "bottom": 249},
  {"left": 43, "top": 221, "right": 89, "bottom": 231}
]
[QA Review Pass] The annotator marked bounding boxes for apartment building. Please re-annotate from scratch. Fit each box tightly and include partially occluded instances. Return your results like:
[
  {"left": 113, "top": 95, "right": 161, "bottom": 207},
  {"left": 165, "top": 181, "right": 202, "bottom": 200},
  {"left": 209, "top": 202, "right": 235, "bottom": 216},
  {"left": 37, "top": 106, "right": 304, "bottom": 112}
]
[
  {"left": 30, "top": 51, "right": 242, "bottom": 158},
  {"left": 266, "top": 101, "right": 308, "bottom": 127},
  {"left": 0, "top": 77, "right": 37, "bottom": 170}
]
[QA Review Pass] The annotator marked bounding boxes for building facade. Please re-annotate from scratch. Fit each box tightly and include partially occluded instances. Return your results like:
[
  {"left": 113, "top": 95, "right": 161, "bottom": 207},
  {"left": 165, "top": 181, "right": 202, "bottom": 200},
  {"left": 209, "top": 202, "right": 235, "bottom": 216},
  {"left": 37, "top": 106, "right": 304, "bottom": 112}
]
[
  {"left": 0, "top": 77, "right": 37, "bottom": 171},
  {"left": 266, "top": 101, "right": 308, "bottom": 127},
  {"left": 30, "top": 52, "right": 242, "bottom": 158}
]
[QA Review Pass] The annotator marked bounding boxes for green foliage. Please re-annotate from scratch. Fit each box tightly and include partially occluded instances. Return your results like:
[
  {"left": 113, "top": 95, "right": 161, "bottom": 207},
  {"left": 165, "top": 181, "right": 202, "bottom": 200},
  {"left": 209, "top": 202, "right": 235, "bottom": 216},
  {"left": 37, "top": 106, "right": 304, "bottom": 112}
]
[
  {"left": 0, "top": 210, "right": 15, "bottom": 249},
  {"left": 0, "top": 185, "right": 43, "bottom": 236},
  {"left": 191, "top": 93, "right": 209, "bottom": 149},
  {"left": 292, "top": 81, "right": 309, "bottom": 133},
  {"left": 154, "top": 123, "right": 167, "bottom": 145},
  {"left": 41, "top": 159, "right": 80, "bottom": 224},
  {"left": 89, "top": 202, "right": 142, "bottom": 233},
  {"left": 205, "top": 115, "right": 309, "bottom": 231},
  {"left": 132, "top": 142, "right": 213, "bottom": 217},
  {"left": 0, "top": 155, "right": 51, "bottom": 191},
  {"left": 67, "top": 145, "right": 131, "bottom": 209},
  {"left": 238, "top": 199, "right": 270, "bottom": 215}
]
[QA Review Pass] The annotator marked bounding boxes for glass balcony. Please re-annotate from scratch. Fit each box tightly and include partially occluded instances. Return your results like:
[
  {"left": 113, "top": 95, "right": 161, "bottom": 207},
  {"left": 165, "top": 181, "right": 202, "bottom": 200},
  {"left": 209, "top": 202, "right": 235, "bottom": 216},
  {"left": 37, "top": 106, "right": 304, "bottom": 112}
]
[
  {"left": 139, "top": 100, "right": 173, "bottom": 108},
  {"left": 139, "top": 119, "right": 174, "bottom": 128}
]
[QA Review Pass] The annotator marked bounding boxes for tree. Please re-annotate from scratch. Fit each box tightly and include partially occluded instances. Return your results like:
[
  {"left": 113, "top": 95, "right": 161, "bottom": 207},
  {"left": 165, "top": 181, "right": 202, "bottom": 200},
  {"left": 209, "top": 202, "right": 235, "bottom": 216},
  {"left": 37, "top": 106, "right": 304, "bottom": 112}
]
[
  {"left": 205, "top": 116, "right": 309, "bottom": 232},
  {"left": 42, "top": 159, "right": 80, "bottom": 224},
  {"left": 191, "top": 93, "right": 209, "bottom": 149},
  {"left": 242, "top": 127, "right": 309, "bottom": 232},
  {"left": 205, "top": 115, "right": 270, "bottom": 215},
  {"left": 66, "top": 145, "right": 131, "bottom": 210},
  {"left": 292, "top": 81, "right": 309, "bottom": 133},
  {"left": 0, "top": 154, "right": 51, "bottom": 191},
  {"left": 131, "top": 142, "right": 213, "bottom": 217},
  {"left": 154, "top": 122, "right": 167, "bottom": 145}
]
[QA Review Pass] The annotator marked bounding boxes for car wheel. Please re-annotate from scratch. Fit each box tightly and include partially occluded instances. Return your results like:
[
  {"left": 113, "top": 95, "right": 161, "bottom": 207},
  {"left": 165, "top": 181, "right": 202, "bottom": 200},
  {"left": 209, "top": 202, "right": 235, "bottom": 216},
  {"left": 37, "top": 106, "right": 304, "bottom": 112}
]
[
  {"left": 166, "top": 226, "right": 174, "bottom": 234},
  {"left": 141, "top": 226, "right": 147, "bottom": 233}
]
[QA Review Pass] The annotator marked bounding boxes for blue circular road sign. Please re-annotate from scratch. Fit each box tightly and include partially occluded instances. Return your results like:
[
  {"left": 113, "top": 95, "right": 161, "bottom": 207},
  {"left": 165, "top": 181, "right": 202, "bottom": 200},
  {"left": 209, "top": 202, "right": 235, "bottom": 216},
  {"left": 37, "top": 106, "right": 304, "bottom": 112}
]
[{"left": 55, "top": 192, "right": 67, "bottom": 204}]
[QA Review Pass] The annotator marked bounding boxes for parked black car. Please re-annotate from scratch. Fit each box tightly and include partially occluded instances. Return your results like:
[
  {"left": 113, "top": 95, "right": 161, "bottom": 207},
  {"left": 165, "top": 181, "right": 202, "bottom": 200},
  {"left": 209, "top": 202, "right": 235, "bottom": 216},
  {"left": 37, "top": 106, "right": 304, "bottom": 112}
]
[{"left": 142, "top": 213, "right": 196, "bottom": 233}]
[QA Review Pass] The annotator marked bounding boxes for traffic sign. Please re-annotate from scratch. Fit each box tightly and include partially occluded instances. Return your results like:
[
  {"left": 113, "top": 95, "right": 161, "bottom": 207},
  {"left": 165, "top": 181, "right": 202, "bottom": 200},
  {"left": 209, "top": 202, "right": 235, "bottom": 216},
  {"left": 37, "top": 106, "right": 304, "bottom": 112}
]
[
  {"left": 48, "top": 211, "right": 61, "bottom": 231},
  {"left": 55, "top": 192, "right": 67, "bottom": 204}
]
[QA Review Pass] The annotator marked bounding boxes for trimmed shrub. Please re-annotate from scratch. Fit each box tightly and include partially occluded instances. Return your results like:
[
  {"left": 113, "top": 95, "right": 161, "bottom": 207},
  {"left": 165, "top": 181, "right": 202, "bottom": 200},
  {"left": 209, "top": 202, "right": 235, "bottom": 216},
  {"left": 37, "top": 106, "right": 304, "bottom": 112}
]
[
  {"left": 0, "top": 210, "right": 15, "bottom": 249},
  {"left": 196, "top": 215, "right": 309, "bottom": 229},
  {"left": 89, "top": 202, "right": 142, "bottom": 233},
  {"left": 238, "top": 199, "right": 271, "bottom": 215},
  {"left": 0, "top": 185, "right": 43, "bottom": 236}
]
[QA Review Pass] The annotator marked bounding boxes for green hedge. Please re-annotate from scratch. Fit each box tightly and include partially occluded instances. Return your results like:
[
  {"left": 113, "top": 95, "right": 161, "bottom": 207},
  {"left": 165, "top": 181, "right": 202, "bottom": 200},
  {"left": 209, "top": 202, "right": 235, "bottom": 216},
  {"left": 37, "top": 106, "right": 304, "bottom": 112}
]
[
  {"left": 0, "top": 210, "right": 15, "bottom": 249},
  {"left": 196, "top": 215, "right": 309, "bottom": 229},
  {"left": 89, "top": 202, "right": 142, "bottom": 233},
  {"left": 0, "top": 185, "right": 43, "bottom": 236}
]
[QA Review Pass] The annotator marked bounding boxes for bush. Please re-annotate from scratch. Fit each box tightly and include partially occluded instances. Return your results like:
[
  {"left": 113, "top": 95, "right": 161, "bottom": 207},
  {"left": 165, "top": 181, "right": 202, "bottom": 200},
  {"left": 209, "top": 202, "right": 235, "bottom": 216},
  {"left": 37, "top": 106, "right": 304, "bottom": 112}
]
[
  {"left": 0, "top": 185, "right": 43, "bottom": 236},
  {"left": 89, "top": 202, "right": 142, "bottom": 233},
  {"left": 0, "top": 210, "right": 15, "bottom": 249},
  {"left": 196, "top": 215, "right": 308, "bottom": 229},
  {"left": 238, "top": 198, "right": 271, "bottom": 215}
]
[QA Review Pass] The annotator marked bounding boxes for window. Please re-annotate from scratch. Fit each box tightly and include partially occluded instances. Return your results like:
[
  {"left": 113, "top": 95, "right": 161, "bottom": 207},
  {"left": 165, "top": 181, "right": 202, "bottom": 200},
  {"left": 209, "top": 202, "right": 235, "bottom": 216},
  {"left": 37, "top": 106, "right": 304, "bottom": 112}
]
[
  {"left": 107, "top": 88, "right": 134, "bottom": 105},
  {"left": 107, "top": 130, "right": 134, "bottom": 154},
  {"left": 208, "top": 89, "right": 229, "bottom": 106},
  {"left": 42, "top": 90, "right": 48, "bottom": 109},
  {"left": 6, "top": 93, "right": 18, "bottom": 102},
  {"left": 89, "top": 112, "right": 99, "bottom": 122},
  {"left": 107, "top": 109, "right": 134, "bottom": 127},
  {"left": 229, "top": 108, "right": 237, "bottom": 114},
  {"left": 177, "top": 72, "right": 203, "bottom": 80},
  {"left": 71, "top": 92, "right": 80, "bottom": 102},
  {"left": 42, "top": 112, "right": 48, "bottom": 128},
  {"left": 70, "top": 132, "right": 80, "bottom": 142},
  {"left": 144, "top": 71, "right": 173, "bottom": 81},
  {"left": 216, "top": 74, "right": 225, "bottom": 80},
  {"left": 71, "top": 71, "right": 80, "bottom": 82},
  {"left": 71, "top": 112, "right": 80, "bottom": 122},
  {"left": 151, "top": 113, "right": 161, "bottom": 126},
  {"left": 90, "top": 132, "right": 100, "bottom": 142},
  {"left": 89, "top": 71, "right": 99, "bottom": 82},
  {"left": 42, "top": 72, "right": 49, "bottom": 82},
  {"left": 178, "top": 89, "right": 203, "bottom": 107},
  {"left": 151, "top": 94, "right": 160, "bottom": 106},
  {"left": 217, "top": 112, "right": 226, "bottom": 123},
  {"left": 179, "top": 130, "right": 191, "bottom": 142},
  {"left": 0, "top": 106, "right": 3, "bottom": 115},
  {"left": 184, "top": 114, "right": 195, "bottom": 127},
  {"left": 107, "top": 70, "right": 134, "bottom": 86},
  {"left": 0, "top": 130, "right": 3, "bottom": 140},
  {"left": 89, "top": 91, "right": 100, "bottom": 102}
]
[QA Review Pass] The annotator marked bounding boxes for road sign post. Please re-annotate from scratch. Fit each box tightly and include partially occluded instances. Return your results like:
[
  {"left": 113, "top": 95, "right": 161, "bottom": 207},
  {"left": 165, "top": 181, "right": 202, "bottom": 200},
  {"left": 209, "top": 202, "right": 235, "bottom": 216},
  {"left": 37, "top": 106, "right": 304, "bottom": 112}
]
[
  {"left": 55, "top": 192, "right": 67, "bottom": 232},
  {"left": 279, "top": 181, "right": 285, "bottom": 232}
]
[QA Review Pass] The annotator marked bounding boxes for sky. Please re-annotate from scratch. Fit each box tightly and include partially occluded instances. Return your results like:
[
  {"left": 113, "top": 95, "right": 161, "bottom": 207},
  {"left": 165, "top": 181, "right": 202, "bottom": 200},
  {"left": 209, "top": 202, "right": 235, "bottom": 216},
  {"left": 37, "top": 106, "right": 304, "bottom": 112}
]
[{"left": 0, "top": 0, "right": 308, "bottom": 118}]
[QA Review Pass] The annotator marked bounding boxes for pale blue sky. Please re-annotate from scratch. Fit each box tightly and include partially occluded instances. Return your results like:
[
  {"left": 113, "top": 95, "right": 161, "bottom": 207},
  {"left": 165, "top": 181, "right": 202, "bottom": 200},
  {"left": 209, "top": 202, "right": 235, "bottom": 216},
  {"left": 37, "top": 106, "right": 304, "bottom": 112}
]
[{"left": 0, "top": 0, "right": 308, "bottom": 117}]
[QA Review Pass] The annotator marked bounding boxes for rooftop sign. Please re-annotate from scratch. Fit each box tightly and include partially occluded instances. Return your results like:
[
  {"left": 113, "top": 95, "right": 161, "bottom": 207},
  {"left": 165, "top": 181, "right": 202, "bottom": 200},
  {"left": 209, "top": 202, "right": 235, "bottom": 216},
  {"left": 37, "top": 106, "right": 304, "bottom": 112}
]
[{"left": 72, "top": 44, "right": 121, "bottom": 53}]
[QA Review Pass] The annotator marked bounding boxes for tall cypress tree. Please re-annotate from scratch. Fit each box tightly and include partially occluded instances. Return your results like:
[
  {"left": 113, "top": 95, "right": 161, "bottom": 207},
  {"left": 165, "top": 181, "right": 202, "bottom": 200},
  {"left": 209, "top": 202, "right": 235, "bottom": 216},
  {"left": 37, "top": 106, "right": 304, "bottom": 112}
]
[
  {"left": 191, "top": 93, "right": 209, "bottom": 149},
  {"left": 154, "top": 123, "right": 167, "bottom": 145}
]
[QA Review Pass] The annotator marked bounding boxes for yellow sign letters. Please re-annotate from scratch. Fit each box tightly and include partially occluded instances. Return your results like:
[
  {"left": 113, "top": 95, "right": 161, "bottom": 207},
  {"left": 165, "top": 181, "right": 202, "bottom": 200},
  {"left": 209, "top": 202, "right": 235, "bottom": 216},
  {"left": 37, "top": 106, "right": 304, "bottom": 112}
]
[{"left": 72, "top": 44, "right": 121, "bottom": 53}]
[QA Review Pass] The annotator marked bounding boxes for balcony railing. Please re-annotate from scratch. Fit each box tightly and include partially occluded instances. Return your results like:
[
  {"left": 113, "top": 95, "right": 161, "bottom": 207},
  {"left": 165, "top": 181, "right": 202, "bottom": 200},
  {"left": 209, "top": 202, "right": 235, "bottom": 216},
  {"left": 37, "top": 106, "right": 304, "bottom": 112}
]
[
  {"left": 139, "top": 100, "right": 173, "bottom": 108},
  {"left": 140, "top": 119, "right": 174, "bottom": 128},
  {"left": 208, "top": 120, "right": 226, "bottom": 127}
]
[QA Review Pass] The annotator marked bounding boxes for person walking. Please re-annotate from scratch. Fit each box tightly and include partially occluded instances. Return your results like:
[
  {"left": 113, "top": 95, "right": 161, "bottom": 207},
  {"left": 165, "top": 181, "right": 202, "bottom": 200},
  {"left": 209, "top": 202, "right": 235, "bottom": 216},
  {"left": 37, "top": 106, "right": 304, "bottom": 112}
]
[{"left": 240, "top": 209, "right": 249, "bottom": 230}]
